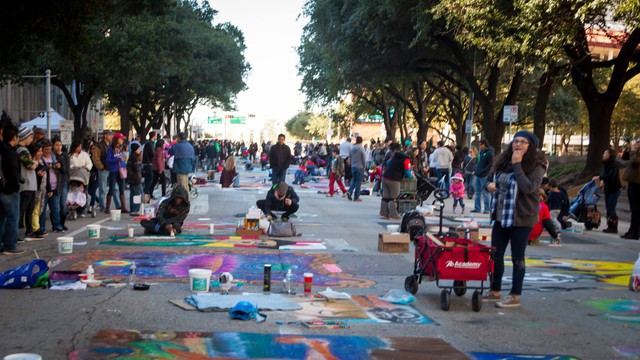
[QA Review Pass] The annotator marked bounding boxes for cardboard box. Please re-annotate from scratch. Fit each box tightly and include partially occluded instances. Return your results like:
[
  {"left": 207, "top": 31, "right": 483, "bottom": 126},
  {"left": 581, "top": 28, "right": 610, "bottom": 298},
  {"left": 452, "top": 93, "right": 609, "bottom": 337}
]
[
  {"left": 449, "top": 226, "right": 479, "bottom": 241},
  {"left": 378, "top": 233, "right": 410, "bottom": 253},
  {"left": 236, "top": 227, "right": 263, "bottom": 236}
]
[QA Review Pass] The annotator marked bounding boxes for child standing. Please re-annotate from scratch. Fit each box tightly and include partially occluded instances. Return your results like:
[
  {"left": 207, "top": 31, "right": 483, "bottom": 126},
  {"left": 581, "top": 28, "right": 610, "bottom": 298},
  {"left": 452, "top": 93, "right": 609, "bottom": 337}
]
[
  {"left": 450, "top": 173, "right": 466, "bottom": 214},
  {"left": 327, "top": 148, "right": 347, "bottom": 197}
]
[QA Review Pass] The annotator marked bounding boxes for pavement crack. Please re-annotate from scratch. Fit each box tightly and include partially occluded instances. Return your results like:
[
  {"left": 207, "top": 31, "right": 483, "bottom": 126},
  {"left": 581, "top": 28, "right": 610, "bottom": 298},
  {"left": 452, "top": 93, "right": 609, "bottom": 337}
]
[{"left": 69, "top": 286, "right": 127, "bottom": 353}]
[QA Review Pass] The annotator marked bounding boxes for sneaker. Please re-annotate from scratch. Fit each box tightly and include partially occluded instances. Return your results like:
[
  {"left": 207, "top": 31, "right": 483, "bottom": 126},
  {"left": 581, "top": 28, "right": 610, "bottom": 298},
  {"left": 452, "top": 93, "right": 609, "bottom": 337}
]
[
  {"left": 482, "top": 291, "right": 501, "bottom": 302},
  {"left": 389, "top": 217, "right": 401, "bottom": 221},
  {"left": 129, "top": 212, "right": 140, "bottom": 217},
  {"left": 35, "top": 230, "right": 48, "bottom": 237},
  {"left": 25, "top": 233, "right": 43, "bottom": 241},
  {"left": 548, "top": 241, "right": 563, "bottom": 247},
  {"left": 346, "top": 192, "right": 352, "bottom": 201},
  {"left": 2, "top": 248, "right": 26, "bottom": 255},
  {"left": 88, "top": 206, "right": 93, "bottom": 213},
  {"left": 80, "top": 214, "right": 86, "bottom": 218},
  {"left": 326, "top": 194, "right": 334, "bottom": 197},
  {"left": 482, "top": 211, "right": 490, "bottom": 214},
  {"left": 353, "top": 198, "right": 362, "bottom": 202},
  {"left": 496, "top": 295, "right": 521, "bottom": 308},
  {"left": 380, "top": 215, "right": 389, "bottom": 219},
  {"left": 470, "top": 210, "right": 481, "bottom": 213},
  {"left": 63, "top": 226, "right": 69, "bottom": 231},
  {"left": 17, "top": 238, "right": 26, "bottom": 244}
]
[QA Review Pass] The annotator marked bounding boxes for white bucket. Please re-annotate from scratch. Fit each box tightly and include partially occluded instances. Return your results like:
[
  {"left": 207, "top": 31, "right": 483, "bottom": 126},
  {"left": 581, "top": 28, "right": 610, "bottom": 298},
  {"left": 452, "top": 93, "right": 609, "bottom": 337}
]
[
  {"left": 573, "top": 223, "right": 585, "bottom": 234},
  {"left": 144, "top": 207, "right": 155, "bottom": 218},
  {"left": 87, "top": 224, "right": 101, "bottom": 239},
  {"left": 56, "top": 237, "right": 74, "bottom": 254},
  {"left": 387, "top": 225, "right": 400, "bottom": 233},
  {"left": 189, "top": 269, "right": 212, "bottom": 293},
  {"left": 3, "top": 354, "right": 43, "bottom": 360},
  {"left": 110, "top": 209, "right": 121, "bottom": 221}
]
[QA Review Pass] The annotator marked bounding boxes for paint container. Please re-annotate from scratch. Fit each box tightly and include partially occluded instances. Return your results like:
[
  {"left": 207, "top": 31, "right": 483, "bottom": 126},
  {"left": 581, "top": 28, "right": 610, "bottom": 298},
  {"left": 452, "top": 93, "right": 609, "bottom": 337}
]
[
  {"left": 209, "top": 224, "right": 215, "bottom": 235},
  {"left": 144, "top": 207, "right": 155, "bottom": 218},
  {"left": 573, "top": 223, "right": 584, "bottom": 234},
  {"left": 110, "top": 209, "right": 122, "bottom": 221},
  {"left": 3, "top": 354, "right": 43, "bottom": 360},
  {"left": 188, "top": 269, "right": 212, "bottom": 293},
  {"left": 128, "top": 226, "right": 134, "bottom": 238},
  {"left": 303, "top": 273, "right": 313, "bottom": 294},
  {"left": 56, "top": 237, "right": 74, "bottom": 254},
  {"left": 263, "top": 264, "right": 271, "bottom": 292},
  {"left": 386, "top": 225, "right": 400, "bottom": 234},
  {"left": 87, "top": 224, "right": 101, "bottom": 239}
]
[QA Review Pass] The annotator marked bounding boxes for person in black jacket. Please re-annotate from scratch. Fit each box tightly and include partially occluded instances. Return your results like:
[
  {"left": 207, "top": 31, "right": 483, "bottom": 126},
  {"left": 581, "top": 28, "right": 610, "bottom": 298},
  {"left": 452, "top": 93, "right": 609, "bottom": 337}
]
[
  {"left": 472, "top": 139, "right": 495, "bottom": 213},
  {"left": 256, "top": 181, "right": 299, "bottom": 221},
  {"left": 594, "top": 148, "right": 622, "bottom": 233},
  {"left": 142, "top": 131, "right": 156, "bottom": 201},
  {"left": 269, "top": 134, "right": 292, "bottom": 185},
  {"left": 0, "top": 125, "right": 27, "bottom": 254},
  {"left": 127, "top": 143, "right": 143, "bottom": 216},
  {"left": 380, "top": 143, "right": 414, "bottom": 220}
]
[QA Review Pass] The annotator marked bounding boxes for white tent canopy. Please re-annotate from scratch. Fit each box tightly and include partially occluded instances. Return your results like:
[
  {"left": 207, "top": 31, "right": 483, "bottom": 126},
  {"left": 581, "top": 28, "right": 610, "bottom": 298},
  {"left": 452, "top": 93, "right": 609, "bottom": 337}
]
[{"left": 21, "top": 108, "right": 66, "bottom": 131}]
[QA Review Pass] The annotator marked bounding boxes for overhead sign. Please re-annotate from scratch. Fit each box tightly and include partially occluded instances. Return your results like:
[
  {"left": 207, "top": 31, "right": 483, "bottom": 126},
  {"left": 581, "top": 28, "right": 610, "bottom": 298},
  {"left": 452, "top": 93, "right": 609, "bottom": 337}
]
[
  {"left": 60, "top": 120, "right": 74, "bottom": 131},
  {"left": 208, "top": 116, "right": 222, "bottom": 124},
  {"left": 503, "top": 105, "right": 518, "bottom": 123},
  {"left": 229, "top": 116, "right": 246, "bottom": 125}
]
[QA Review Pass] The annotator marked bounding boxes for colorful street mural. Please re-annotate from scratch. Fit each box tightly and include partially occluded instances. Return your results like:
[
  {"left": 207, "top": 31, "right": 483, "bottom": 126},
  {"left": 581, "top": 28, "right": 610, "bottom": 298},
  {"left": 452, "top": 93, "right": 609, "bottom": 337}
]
[
  {"left": 293, "top": 296, "right": 433, "bottom": 325},
  {"left": 70, "top": 250, "right": 374, "bottom": 288},
  {"left": 470, "top": 353, "right": 579, "bottom": 360},
  {"left": 99, "top": 235, "right": 324, "bottom": 250},
  {"left": 585, "top": 299, "right": 640, "bottom": 324},
  {"left": 69, "top": 330, "right": 467, "bottom": 359},
  {"left": 500, "top": 257, "right": 634, "bottom": 292}
]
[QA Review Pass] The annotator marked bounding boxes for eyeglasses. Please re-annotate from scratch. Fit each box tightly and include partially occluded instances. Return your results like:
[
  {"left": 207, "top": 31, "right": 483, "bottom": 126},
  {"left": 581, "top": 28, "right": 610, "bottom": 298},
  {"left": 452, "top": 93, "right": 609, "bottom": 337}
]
[{"left": 513, "top": 139, "right": 529, "bottom": 145}]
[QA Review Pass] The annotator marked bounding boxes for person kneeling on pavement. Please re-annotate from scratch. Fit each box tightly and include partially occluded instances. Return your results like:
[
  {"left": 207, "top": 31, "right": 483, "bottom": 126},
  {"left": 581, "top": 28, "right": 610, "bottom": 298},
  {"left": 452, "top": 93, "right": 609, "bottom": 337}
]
[
  {"left": 140, "top": 185, "right": 190, "bottom": 235},
  {"left": 257, "top": 182, "right": 299, "bottom": 221}
]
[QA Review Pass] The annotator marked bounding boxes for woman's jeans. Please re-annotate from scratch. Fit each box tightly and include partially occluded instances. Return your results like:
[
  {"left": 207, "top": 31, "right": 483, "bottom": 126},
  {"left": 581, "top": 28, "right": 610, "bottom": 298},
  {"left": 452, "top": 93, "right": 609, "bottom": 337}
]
[
  {"left": 604, "top": 189, "right": 621, "bottom": 218},
  {"left": 40, "top": 190, "right": 61, "bottom": 231},
  {"left": 491, "top": 222, "right": 532, "bottom": 296},
  {"left": 107, "top": 172, "right": 125, "bottom": 209}
]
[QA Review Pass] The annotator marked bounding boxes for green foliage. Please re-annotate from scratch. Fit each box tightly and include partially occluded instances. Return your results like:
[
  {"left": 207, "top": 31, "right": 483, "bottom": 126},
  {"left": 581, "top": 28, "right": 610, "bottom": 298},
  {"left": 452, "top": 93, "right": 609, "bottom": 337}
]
[
  {"left": 547, "top": 162, "right": 583, "bottom": 179},
  {"left": 285, "top": 111, "right": 330, "bottom": 140}
]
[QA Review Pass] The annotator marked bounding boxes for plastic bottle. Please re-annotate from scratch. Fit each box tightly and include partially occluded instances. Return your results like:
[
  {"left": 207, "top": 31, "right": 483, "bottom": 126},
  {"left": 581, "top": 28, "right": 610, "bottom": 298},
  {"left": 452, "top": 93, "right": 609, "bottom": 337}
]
[
  {"left": 285, "top": 269, "right": 293, "bottom": 294},
  {"left": 129, "top": 262, "right": 137, "bottom": 285},
  {"left": 86, "top": 265, "right": 94, "bottom": 281}
]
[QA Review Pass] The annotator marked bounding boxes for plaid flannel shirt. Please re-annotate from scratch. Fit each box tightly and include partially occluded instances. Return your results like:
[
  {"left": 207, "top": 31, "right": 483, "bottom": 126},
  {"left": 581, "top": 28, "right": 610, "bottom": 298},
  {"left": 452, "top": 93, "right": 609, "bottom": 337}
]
[{"left": 491, "top": 172, "right": 517, "bottom": 227}]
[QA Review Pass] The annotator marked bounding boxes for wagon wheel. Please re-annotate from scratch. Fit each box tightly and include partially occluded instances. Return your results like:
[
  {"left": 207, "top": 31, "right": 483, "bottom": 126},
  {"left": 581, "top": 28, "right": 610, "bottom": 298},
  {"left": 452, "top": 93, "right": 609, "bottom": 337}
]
[
  {"left": 453, "top": 280, "right": 467, "bottom": 297},
  {"left": 472, "top": 290, "right": 482, "bottom": 312},
  {"left": 404, "top": 276, "right": 419, "bottom": 295},
  {"left": 190, "top": 189, "right": 199, "bottom": 199},
  {"left": 440, "top": 290, "right": 451, "bottom": 311}
]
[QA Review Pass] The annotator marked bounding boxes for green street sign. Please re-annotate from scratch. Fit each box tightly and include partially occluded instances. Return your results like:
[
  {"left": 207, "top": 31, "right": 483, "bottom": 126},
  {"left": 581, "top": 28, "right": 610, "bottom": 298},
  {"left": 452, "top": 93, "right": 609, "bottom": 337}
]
[
  {"left": 229, "top": 116, "right": 246, "bottom": 125},
  {"left": 208, "top": 116, "right": 222, "bottom": 124}
]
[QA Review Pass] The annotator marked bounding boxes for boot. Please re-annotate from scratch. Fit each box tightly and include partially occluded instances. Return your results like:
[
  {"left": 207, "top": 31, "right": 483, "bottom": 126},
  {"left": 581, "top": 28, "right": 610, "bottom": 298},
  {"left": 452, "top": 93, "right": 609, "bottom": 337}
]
[
  {"left": 603, "top": 217, "right": 618, "bottom": 234},
  {"left": 104, "top": 195, "right": 112, "bottom": 214},
  {"left": 119, "top": 195, "right": 129, "bottom": 213}
]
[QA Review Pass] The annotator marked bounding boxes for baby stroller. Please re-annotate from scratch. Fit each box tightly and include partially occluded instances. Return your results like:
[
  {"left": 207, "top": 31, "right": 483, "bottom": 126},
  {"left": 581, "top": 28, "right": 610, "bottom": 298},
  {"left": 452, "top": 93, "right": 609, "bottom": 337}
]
[
  {"left": 416, "top": 175, "right": 438, "bottom": 205},
  {"left": 67, "top": 167, "right": 96, "bottom": 220},
  {"left": 569, "top": 180, "right": 601, "bottom": 230}
]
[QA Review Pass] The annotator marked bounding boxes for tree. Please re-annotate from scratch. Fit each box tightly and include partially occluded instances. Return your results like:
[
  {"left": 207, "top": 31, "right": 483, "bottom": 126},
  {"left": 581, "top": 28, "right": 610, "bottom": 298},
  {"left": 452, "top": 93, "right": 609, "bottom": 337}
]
[{"left": 285, "top": 112, "right": 315, "bottom": 139}]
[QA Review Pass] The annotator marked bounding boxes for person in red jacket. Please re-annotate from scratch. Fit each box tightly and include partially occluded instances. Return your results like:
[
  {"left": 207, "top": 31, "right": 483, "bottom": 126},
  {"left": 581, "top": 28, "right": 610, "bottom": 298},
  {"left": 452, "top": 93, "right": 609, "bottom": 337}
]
[{"left": 529, "top": 189, "right": 561, "bottom": 246}]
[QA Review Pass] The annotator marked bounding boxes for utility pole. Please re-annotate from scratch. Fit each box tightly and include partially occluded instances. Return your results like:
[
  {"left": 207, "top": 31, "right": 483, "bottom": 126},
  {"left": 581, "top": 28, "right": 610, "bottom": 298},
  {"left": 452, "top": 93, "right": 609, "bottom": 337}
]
[{"left": 23, "top": 69, "right": 56, "bottom": 139}]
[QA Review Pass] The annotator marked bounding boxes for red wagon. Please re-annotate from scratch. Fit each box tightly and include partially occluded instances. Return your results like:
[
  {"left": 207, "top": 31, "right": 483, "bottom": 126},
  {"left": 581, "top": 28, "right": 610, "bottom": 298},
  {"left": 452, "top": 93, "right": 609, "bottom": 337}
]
[{"left": 404, "top": 233, "right": 495, "bottom": 312}]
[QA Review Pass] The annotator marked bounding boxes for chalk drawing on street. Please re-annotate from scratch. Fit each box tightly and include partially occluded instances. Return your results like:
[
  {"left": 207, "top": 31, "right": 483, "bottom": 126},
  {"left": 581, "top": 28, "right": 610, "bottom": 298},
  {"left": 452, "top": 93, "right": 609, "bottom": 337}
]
[{"left": 585, "top": 299, "right": 640, "bottom": 324}]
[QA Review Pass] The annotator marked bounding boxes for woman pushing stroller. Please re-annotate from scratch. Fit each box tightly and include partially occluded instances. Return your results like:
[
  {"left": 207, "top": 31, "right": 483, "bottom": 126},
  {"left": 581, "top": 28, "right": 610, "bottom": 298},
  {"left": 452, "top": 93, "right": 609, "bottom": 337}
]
[{"left": 67, "top": 140, "right": 93, "bottom": 219}]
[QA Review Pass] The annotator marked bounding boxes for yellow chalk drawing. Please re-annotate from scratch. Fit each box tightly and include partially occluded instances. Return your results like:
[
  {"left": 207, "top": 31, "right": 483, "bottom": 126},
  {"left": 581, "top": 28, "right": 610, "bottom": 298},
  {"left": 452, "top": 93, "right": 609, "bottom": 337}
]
[{"left": 524, "top": 257, "right": 633, "bottom": 286}]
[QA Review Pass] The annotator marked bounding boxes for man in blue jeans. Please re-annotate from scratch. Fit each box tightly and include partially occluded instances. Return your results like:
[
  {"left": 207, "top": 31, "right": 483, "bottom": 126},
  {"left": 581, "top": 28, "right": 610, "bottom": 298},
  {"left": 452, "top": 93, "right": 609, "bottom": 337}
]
[
  {"left": 0, "top": 125, "right": 27, "bottom": 254},
  {"left": 472, "top": 139, "right": 494, "bottom": 213},
  {"left": 347, "top": 136, "right": 366, "bottom": 201},
  {"left": 269, "top": 134, "right": 292, "bottom": 184}
]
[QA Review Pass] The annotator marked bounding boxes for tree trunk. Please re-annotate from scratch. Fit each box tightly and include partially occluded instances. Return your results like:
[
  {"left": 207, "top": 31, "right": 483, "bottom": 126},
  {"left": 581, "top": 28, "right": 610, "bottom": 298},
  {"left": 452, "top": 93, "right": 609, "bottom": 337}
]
[
  {"left": 533, "top": 70, "right": 557, "bottom": 150},
  {"left": 582, "top": 100, "right": 615, "bottom": 177}
]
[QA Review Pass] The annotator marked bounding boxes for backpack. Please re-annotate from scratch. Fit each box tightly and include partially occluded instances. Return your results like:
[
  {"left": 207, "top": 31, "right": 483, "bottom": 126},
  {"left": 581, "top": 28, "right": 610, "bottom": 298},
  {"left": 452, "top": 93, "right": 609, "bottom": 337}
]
[
  {"left": 268, "top": 221, "right": 299, "bottom": 237},
  {"left": 401, "top": 211, "right": 426, "bottom": 242},
  {"left": 0, "top": 259, "right": 49, "bottom": 289}
]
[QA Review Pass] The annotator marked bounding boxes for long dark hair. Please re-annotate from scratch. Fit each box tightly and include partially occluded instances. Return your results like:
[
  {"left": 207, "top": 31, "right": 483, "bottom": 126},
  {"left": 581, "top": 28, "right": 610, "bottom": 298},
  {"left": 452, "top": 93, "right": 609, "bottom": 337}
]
[
  {"left": 155, "top": 139, "right": 165, "bottom": 149},
  {"left": 492, "top": 141, "right": 546, "bottom": 174},
  {"left": 70, "top": 140, "right": 82, "bottom": 154}
]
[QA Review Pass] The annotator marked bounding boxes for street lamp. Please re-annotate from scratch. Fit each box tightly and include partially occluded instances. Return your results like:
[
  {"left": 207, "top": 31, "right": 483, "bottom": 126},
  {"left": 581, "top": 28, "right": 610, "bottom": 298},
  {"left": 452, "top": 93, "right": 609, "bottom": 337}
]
[{"left": 22, "top": 69, "right": 56, "bottom": 139}]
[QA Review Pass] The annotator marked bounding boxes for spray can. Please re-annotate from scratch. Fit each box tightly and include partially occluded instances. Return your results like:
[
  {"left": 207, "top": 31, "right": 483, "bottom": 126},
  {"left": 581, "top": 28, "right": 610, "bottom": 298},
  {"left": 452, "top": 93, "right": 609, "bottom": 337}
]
[
  {"left": 263, "top": 264, "right": 271, "bottom": 292},
  {"left": 86, "top": 265, "right": 95, "bottom": 281},
  {"left": 129, "top": 262, "right": 137, "bottom": 285}
]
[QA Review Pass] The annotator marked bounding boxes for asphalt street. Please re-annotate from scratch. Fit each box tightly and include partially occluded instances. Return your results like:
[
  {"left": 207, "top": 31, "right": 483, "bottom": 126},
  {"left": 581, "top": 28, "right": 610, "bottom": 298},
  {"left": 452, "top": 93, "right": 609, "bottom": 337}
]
[{"left": 0, "top": 164, "right": 639, "bottom": 359}]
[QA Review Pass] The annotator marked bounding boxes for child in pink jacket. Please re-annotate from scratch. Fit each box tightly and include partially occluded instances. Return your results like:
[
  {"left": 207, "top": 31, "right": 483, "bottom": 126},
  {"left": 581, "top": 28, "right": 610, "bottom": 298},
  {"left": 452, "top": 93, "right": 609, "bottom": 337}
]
[{"left": 450, "top": 173, "right": 466, "bottom": 214}]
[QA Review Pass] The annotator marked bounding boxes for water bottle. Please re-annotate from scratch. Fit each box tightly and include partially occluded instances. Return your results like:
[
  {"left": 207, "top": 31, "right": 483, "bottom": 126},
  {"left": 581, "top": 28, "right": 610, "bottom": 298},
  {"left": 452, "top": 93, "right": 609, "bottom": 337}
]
[
  {"left": 285, "top": 269, "right": 293, "bottom": 294},
  {"left": 129, "top": 262, "right": 137, "bottom": 285},
  {"left": 86, "top": 265, "right": 95, "bottom": 281}
]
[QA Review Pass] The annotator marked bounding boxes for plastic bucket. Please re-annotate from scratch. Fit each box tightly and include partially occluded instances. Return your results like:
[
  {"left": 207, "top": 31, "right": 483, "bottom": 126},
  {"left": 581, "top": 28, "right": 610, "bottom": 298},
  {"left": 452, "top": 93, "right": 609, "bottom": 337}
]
[
  {"left": 110, "top": 209, "right": 121, "bottom": 221},
  {"left": 189, "top": 269, "right": 212, "bottom": 293},
  {"left": 573, "top": 223, "right": 584, "bottom": 234},
  {"left": 87, "top": 224, "right": 101, "bottom": 239},
  {"left": 56, "top": 237, "right": 74, "bottom": 254},
  {"left": 387, "top": 225, "right": 400, "bottom": 233},
  {"left": 144, "top": 207, "right": 155, "bottom": 218},
  {"left": 3, "top": 354, "right": 43, "bottom": 360}
]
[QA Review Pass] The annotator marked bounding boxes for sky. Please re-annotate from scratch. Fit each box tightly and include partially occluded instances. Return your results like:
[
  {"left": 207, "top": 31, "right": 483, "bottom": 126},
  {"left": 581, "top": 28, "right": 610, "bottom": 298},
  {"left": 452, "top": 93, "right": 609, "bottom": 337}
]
[{"left": 195, "top": 0, "right": 308, "bottom": 124}]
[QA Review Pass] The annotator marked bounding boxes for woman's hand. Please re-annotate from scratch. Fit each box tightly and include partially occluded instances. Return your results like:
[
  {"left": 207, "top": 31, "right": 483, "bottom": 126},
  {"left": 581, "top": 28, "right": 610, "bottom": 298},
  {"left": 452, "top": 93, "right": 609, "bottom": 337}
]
[
  {"left": 512, "top": 150, "right": 523, "bottom": 164},
  {"left": 487, "top": 182, "right": 497, "bottom": 193}
]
